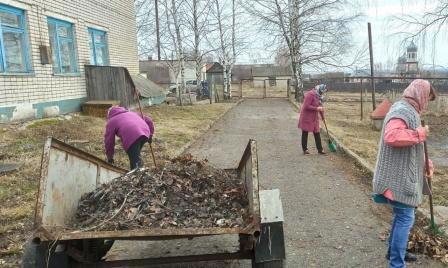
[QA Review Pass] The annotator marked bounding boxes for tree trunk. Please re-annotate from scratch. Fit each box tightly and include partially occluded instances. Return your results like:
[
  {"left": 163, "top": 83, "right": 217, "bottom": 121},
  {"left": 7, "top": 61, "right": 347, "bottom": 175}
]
[
  {"left": 215, "top": 0, "right": 228, "bottom": 100},
  {"left": 171, "top": 0, "right": 185, "bottom": 105},
  {"left": 222, "top": 61, "right": 227, "bottom": 100},
  {"left": 193, "top": 0, "right": 202, "bottom": 98}
]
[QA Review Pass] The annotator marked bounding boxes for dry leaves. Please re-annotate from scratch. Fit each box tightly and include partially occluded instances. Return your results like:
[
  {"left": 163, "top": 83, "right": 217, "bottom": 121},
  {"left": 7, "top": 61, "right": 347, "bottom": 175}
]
[
  {"left": 72, "top": 154, "right": 250, "bottom": 231},
  {"left": 408, "top": 217, "right": 448, "bottom": 264}
]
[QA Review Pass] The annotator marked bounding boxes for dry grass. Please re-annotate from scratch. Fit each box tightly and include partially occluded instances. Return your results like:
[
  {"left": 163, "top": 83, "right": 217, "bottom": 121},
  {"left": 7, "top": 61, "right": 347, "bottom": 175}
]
[
  {"left": 323, "top": 92, "right": 448, "bottom": 206},
  {"left": 0, "top": 102, "right": 234, "bottom": 266}
]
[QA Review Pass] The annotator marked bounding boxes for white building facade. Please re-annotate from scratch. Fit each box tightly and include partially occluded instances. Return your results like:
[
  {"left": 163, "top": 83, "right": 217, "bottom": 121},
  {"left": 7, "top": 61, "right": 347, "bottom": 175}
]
[{"left": 0, "top": 0, "right": 139, "bottom": 121}]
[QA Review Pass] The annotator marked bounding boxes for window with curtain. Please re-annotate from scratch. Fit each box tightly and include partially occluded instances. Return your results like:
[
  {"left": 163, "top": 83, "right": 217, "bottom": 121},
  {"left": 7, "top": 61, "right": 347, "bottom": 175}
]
[
  {"left": 0, "top": 4, "right": 30, "bottom": 73},
  {"left": 88, "top": 28, "right": 109, "bottom": 66},
  {"left": 48, "top": 17, "right": 78, "bottom": 74}
]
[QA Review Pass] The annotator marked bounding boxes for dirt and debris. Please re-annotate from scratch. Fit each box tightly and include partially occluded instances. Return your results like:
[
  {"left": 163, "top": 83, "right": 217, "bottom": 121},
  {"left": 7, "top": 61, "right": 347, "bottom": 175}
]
[
  {"left": 73, "top": 154, "right": 249, "bottom": 231},
  {"left": 409, "top": 216, "right": 448, "bottom": 264}
]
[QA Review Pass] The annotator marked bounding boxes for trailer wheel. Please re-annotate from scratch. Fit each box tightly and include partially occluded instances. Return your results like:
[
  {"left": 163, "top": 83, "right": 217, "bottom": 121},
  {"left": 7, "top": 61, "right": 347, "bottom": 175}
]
[
  {"left": 22, "top": 238, "right": 70, "bottom": 268},
  {"left": 252, "top": 259, "right": 286, "bottom": 268}
]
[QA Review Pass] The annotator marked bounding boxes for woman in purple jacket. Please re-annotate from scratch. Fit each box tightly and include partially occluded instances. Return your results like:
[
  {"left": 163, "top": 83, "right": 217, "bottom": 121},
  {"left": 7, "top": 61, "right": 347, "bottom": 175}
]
[
  {"left": 298, "top": 84, "right": 326, "bottom": 155},
  {"left": 104, "top": 106, "right": 155, "bottom": 169}
]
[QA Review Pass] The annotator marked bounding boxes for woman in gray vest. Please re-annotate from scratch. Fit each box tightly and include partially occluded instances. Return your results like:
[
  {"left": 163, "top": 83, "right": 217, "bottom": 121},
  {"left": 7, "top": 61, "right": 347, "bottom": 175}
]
[{"left": 372, "top": 79, "right": 436, "bottom": 267}]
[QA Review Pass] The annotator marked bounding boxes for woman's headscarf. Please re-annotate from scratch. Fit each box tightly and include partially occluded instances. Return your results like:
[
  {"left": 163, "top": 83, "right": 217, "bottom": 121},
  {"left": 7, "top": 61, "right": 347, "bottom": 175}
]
[
  {"left": 315, "top": 84, "right": 327, "bottom": 104},
  {"left": 402, "top": 79, "right": 432, "bottom": 114}
]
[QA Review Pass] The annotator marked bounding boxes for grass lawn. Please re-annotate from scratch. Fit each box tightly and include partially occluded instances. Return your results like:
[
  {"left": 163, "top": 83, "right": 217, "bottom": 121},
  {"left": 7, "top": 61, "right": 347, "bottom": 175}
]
[{"left": 0, "top": 102, "right": 234, "bottom": 267}]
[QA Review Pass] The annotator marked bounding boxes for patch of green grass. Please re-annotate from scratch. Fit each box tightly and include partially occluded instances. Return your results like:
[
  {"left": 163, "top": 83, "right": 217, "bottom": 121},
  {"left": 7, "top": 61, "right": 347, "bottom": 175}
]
[
  {"left": 0, "top": 175, "right": 37, "bottom": 202},
  {"left": 26, "top": 118, "right": 60, "bottom": 129},
  {"left": 0, "top": 204, "right": 33, "bottom": 222}
]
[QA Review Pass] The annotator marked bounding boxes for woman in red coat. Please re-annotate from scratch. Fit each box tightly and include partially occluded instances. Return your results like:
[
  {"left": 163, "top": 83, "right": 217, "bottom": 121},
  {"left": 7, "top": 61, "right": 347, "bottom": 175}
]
[{"left": 298, "top": 84, "right": 327, "bottom": 155}]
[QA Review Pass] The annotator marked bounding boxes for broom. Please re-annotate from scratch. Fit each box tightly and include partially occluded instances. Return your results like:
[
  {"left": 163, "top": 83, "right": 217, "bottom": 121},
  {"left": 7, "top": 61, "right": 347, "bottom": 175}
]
[{"left": 322, "top": 117, "right": 337, "bottom": 153}]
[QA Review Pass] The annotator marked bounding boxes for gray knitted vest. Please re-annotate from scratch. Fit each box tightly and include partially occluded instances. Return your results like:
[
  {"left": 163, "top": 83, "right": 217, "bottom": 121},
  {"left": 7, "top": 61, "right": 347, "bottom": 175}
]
[{"left": 373, "top": 100, "right": 424, "bottom": 207}]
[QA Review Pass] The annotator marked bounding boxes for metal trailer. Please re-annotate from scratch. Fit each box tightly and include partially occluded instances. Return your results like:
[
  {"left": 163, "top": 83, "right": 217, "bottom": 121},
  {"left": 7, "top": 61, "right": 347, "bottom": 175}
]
[{"left": 22, "top": 138, "right": 285, "bottom": 267}]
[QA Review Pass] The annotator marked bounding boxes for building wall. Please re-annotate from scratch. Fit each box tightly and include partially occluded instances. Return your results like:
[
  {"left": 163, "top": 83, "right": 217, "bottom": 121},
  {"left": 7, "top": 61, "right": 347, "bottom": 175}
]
[{"left": 0, "top": 0, "right": 139, "bottom": 121}]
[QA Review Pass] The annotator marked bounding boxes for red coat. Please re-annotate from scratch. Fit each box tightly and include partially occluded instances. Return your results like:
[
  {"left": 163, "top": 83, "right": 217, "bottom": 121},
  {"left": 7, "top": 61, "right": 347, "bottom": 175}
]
[{"left": 298, "top": 89, "right": 324, "bottom": 133}]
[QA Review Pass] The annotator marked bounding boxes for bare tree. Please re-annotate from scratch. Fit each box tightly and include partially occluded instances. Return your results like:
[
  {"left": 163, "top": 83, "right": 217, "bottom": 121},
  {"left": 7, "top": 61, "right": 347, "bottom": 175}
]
[
  {"left": 210, "top": 0, "right": 241, "bottom": 99},
  {"left": 135, "top": 0, "right": 157, "bottom": 58},
  {"left": 183, "top": 0, "right": 214, "bottom": 97},
  {"left": 391, "top": 0, "right": 448, "bottom": 64},
  {"left": 243, "top": 0, "right": 361, "bottom": 100},
  {"left": 394, "top": 1, "right": 448, "bottom": 39}
]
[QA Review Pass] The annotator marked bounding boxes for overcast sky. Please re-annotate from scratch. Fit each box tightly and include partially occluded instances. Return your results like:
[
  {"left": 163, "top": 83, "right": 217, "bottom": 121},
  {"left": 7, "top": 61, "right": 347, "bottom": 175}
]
[{"left": 237, "top": 0, "right": 448, "bottom": 72}]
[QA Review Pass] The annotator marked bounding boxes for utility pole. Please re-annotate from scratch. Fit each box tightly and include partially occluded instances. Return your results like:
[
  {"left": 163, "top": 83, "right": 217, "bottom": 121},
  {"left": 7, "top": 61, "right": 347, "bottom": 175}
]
[
  {"left": 368, "top": 22, "right": 376, "bottom": 110},
  {"left": 155, "top": 0, "right": 161, "bottom": 60}
]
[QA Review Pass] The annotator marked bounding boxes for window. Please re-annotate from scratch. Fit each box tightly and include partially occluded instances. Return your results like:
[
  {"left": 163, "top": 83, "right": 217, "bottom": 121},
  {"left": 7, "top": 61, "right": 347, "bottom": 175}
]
[
  {"left": 48, "top": 18, "right": 78, "bottom": 74},
  {"left": 88, "top": 28, "right": 109, "bottom": 66},
  {"left": 0, "top": 4, "right": 30, "bottom": 73}
]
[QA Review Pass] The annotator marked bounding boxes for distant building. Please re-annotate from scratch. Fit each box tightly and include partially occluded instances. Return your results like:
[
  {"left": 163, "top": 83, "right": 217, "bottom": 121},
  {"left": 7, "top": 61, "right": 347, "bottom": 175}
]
[
  {"left": 396, "top": 41, "right": 419, "bottom": 77},
  {"left": 252, "top": 65, "right": 292, "bottom": 88},
  {"left": 139, "top": 60, "right": 197, "bottom": 89}
]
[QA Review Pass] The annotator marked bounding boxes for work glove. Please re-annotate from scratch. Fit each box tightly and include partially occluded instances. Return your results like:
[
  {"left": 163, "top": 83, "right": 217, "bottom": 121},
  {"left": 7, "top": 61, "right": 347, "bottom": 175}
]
[
  {"left": 107, "top": 158, "right": 114, "bottom": 164},
  {"left": 148, "top": 135, "right": 153, "bottom": 144}
]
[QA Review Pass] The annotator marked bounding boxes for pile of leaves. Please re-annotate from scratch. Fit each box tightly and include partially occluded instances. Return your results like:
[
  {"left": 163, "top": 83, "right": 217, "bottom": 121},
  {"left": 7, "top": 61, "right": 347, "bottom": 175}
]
[
  {"left": 72, "top": 154, "right": 250, "bottom": 231},
  {"left": 408, "top": 216, "right": 448, "bottom": 264}
]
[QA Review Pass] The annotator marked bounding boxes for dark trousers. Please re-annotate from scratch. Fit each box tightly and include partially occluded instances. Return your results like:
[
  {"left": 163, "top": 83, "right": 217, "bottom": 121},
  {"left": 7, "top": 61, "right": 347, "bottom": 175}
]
[
  {"left": 301, "top": 131, "right": 323, "bottom": 153},
  {"left": 127, "top": 136, "right": 147, "bottom": 170}
]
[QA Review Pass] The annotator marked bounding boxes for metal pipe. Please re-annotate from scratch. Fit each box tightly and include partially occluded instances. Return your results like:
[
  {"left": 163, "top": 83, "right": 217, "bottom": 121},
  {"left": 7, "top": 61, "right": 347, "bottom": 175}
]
[
  {"left": 368, "top": 22, "right": 376, "bottom": 110},
  {"left": 155, "top": 0, "right": 161, "bottom": 60},
  {"left": 360, "top": 80, "right": 363, "bottom": 120}
]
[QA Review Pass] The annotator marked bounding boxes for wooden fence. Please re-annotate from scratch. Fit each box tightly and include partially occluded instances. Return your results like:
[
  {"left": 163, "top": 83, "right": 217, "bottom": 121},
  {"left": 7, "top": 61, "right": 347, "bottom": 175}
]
[{"left": 85, "top": 65, "right": 136, "bottom": 108}]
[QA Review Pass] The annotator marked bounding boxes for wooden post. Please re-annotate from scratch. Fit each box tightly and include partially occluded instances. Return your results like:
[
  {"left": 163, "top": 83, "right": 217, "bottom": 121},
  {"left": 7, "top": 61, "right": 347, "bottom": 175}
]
[
  {"left": 360, "top": 80, "right": 363, "bottom": 120},
  {"left": 287, "top": 79, "right": 290, "bottom": 98},
  {"left": 368, "top": 22, "right": 376, "bottom": 110},
  {"left": 263, "top": 80, "right": 267, "bottom": 98},
  {"left": 240, "top": 80, "right": 243, "bottom": 98}
]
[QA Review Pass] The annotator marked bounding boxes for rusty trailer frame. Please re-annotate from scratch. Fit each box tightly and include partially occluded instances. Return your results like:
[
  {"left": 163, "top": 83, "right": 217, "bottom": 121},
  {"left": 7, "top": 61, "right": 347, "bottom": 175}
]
[{"left": 25, "top": 138, "right": 285, "bottom": 267}]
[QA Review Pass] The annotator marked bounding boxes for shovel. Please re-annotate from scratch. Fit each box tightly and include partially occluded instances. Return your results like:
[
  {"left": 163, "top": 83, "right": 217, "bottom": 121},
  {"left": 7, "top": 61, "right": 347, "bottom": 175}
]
[
  {"left": 421, "top": 120, "right": 440, "bottom": 234},
  {"left": 322, "top": 117, "right": 337, "bottom": 153}
]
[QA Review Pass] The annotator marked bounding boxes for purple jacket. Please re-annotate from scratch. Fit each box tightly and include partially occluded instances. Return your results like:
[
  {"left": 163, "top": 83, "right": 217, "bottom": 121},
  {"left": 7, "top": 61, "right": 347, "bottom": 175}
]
[
  {"left": 298, "top": 89, "right": 324, "bottom": 133},
  {"left": 104, "top": 107, "right": 155, "bottom": 160}
]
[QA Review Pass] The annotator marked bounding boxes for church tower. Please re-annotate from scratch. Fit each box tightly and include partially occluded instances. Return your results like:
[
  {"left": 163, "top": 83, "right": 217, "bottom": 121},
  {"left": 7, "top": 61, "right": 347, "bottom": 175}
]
[{"left": 406, "top": 41, "right": 418, "bottom": 76}]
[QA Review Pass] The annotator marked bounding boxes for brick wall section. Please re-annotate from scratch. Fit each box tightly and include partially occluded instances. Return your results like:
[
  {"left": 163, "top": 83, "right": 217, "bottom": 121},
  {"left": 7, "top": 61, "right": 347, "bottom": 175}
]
[{"left": 0, "top": 0, "right": 139, "bottom": 108}]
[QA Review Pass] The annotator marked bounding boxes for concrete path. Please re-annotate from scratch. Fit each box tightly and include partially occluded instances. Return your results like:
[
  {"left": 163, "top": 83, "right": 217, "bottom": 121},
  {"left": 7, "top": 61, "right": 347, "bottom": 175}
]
[
  {"left": 186, "top": 99, "right": 442, "bottom": 267},
  {"left": 109, "top": 99, "right": 443, "bottom": 267}
]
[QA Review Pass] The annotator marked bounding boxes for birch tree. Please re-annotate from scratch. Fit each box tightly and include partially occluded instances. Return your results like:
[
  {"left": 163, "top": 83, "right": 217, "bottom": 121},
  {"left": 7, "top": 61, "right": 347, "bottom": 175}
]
[
  {"left": 211, "top": 0, "right": 240, "bottom": 99},
  {"left": 244, "top": 0, "right": 360, "bottom": 100}
]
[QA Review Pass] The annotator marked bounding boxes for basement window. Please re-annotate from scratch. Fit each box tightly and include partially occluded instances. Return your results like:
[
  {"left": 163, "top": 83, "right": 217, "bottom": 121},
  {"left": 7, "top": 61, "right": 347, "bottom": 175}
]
[
  {"left": 0, "top": 4, "right": 31, "bottom": 73},
  {"left": 88, "top": 28, "right": 109, "bottom": 66},
  {"left": 48, "top": 17, "right": 78, "bottom": 74}
]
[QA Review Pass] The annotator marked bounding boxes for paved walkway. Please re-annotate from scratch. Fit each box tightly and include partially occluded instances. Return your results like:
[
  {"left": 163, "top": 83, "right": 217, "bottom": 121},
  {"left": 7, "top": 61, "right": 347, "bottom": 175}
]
[
  {"left": 187, "top": 99, "right": 441, "bottom": 267},
  {"left": 109, "top": 99, "right": 442, "bottom": 267}
]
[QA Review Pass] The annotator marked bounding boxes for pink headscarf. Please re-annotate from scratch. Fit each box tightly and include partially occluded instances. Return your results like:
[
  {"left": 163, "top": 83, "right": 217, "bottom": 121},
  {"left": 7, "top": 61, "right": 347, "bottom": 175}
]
[{"left": 402, "top": 79, "right": 431, "bottom": 114}]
